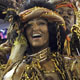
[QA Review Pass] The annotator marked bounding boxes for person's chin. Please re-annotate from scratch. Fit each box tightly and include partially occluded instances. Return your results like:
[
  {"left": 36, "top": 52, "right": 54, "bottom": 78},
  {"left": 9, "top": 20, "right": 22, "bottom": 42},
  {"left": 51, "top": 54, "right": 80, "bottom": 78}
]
[{"left": 31, "top": 42, "right": 43, "bottom": 47}]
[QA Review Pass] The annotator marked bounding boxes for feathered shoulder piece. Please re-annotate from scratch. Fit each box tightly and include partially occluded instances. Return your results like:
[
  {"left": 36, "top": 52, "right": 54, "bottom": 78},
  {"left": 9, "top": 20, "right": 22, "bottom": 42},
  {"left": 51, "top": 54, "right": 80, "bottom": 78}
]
[{"left": 0, "top": 0, "right": 25, "bottom": 44}]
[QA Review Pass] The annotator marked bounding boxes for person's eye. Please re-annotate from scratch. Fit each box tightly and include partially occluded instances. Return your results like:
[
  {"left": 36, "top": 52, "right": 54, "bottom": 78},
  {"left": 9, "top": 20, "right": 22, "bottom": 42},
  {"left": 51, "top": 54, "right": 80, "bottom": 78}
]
[
  {"left": 26, "top": 24, "right": 33, "bottom": 28},
  {"left": 58, "top": 11, "right": 63, "bottom": 15},
  {"left": 68, "top": 11, "right": 74, "bottom": 16},
  {"left": 39, "top": 22, "right": 47, "bottom": 26},
  {"left": 56, "top": 9, "right": 63, "bottom": 15}
]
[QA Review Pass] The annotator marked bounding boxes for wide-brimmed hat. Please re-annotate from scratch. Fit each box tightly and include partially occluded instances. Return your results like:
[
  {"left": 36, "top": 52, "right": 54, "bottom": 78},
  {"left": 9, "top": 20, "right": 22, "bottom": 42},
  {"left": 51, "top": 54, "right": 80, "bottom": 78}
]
[{"left": 19, "top": 7, "right": 66, "bottom": 30}]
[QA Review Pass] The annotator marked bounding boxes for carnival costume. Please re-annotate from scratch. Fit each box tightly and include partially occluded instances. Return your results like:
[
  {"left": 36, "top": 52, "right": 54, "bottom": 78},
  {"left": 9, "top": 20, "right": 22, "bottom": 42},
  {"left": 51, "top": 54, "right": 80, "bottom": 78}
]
[
  {"left": 0, "top": 1, "right": 80, "bottom": 80},
  {"left": 55, "top": 1, "right": 80, "bottom": 56}
]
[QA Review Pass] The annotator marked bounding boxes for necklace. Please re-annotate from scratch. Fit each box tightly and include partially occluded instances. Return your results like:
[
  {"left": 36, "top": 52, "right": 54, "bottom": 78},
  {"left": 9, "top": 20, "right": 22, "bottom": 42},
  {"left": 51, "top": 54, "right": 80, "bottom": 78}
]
[{"left": 30, "top": 47, "right": 50, "bottom": 62}]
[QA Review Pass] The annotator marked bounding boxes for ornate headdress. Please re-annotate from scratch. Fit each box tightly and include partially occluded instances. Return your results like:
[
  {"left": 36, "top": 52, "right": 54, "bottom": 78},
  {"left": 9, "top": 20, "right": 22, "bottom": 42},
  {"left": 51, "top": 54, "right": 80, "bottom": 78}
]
[
  {"left": 19, "top": 4, "right": 67, "bottom": 52},
  {"left": 3, "top": 1, "right": 66, "bottom": 53},
  {"left": 19, "top": 6, "right": 66, "bottom": 30},
  {"left": 55, "top": 1, "right": 77, "bottom": 11}
]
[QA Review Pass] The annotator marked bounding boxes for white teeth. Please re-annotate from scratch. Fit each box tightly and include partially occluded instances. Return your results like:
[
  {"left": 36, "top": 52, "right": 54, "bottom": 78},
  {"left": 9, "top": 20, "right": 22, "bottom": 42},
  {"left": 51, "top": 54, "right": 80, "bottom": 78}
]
[{"left": 32, "top": 34, "right": 41, "bottom": 37}]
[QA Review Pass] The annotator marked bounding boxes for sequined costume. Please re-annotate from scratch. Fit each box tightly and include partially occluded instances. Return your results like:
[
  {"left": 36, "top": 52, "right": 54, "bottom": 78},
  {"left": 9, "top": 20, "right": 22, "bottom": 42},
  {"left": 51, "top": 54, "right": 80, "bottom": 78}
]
[
  {"left": 0, "top": 1, "right": 80, "bottom": 80},
  {"left": 2, "top": 48, "right": 80, "bottom": 80}
]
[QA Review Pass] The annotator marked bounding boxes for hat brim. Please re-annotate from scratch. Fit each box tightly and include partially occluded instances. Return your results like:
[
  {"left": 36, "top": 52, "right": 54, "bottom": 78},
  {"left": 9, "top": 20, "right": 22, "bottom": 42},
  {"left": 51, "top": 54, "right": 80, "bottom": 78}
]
[{"left": 19, "top": 7, "right": 66, "bottom": 30}]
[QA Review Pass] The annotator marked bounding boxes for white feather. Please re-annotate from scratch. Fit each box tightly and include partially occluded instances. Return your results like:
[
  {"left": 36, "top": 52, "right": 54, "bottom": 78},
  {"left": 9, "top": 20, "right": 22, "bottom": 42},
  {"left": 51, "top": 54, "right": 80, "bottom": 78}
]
[{"left": 3, "top": 66, "right": 17, "bottom": 80}]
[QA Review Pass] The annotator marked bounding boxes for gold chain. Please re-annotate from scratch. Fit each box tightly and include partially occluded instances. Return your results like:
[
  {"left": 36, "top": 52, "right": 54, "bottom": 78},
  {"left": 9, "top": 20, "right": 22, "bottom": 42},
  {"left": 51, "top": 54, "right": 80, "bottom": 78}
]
[{"left": 56, "top": 23, "right": 61, "bottom": 53}]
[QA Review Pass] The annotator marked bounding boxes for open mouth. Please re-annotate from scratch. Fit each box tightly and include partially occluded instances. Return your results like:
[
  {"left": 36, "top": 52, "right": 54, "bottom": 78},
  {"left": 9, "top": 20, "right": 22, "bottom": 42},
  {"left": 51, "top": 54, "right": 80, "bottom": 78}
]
[{"left": 32, "top": 34, "right": 42, "bottom": 38}]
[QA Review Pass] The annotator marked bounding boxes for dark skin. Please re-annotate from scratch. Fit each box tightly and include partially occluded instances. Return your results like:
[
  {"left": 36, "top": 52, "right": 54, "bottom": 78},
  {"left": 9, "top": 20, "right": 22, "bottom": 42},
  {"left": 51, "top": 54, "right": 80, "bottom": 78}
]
[
  {"left": 26, "top": 18, "right": 49, "bottom": 53},
  {"left": 56, "top": 7, "right": 75, "bottom": 34}
]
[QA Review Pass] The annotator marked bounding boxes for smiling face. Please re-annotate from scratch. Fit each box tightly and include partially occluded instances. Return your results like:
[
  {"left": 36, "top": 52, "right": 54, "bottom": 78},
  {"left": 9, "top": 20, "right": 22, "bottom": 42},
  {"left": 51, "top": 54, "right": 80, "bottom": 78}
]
[
  {"left": 56, "top": 7, "right": 74, "bottom": 33},
  {"left": 25, "top": 18, "right": 49, "bottom": 48}
]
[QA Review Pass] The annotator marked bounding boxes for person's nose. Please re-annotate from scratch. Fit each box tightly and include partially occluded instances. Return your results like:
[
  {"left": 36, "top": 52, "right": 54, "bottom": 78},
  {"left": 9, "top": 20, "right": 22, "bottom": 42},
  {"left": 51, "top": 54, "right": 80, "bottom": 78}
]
[
  {"left": 32, "top": 24, "right": 39, "bottom": 31},
  {"left": 62, "top": 12, "right": 69, "bottom": 19}
]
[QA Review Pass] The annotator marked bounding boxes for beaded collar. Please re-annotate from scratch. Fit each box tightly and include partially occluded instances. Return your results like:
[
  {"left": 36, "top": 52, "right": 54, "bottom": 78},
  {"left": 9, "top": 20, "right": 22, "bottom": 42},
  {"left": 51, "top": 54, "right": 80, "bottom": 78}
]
[{"left": 30, "top": 47, "right": 50, "bottom": 62}]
